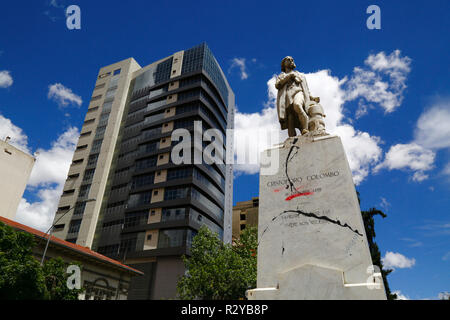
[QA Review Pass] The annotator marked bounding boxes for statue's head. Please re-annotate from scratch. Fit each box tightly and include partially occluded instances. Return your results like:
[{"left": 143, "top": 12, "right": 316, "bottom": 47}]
[{"left": 281, "top": 56, "right": 296, "bottom": 72}]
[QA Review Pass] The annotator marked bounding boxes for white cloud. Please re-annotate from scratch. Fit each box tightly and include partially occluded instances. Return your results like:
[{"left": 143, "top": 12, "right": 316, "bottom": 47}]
[
  {"left": 0, "top": 70, "right": 13, "bottom": 88},
  {"left": 233, "top": 103, "right": 284, "bottom": 175},
  {"left": 415, "top": 102, "right": 450, "bottom": 150},
  {"left": 382, "top": 251, "right": 416, "bottom": 269},
  {"left": 48, "top": 83, "right": 83, "bottom": 107},
  {"left": 393, "top": 290, "right": 410, "bottom": 300},
  {"left": 304, "top": 70, "right": 347, "bottom": 132},
  {"left": 229, "top": 58, "right": 249, "bottom": 80},
  {"left": 49, "top": 0, "right": 64, "bottom": 8},
  {"left": 14, "top": 126, "right": 79, "bottom": 232},
  {"left": 333, "top": 124, "right": 382, "bottom": 184},
  {"left": 380, "top": 197, "right": 390, "bottom": 210},
  {"left": 374, "top": 100, "right": 450, "bottom": 181},
  {"left": 374, "top": 143, "right": 435, "bottom": 181},
  {"left": 0, "top": 114, "right": 30, "bottom": 153},
  {"left": 15, "top": 184, "right": 64, "bottom": 232},
  {"left": 345, "top": 50, "right": 411, "bottom": 114},
  {"left": 443, "top": 163, "right": 450, "bottom": 179},
  {"left": 28, "top": 127, "right": 79, "bottom": 187}
]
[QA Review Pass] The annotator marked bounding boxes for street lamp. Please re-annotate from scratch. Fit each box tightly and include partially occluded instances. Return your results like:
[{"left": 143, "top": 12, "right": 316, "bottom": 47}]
[{"left": 40, "top": 198, "right": 96, "bottom": 266}]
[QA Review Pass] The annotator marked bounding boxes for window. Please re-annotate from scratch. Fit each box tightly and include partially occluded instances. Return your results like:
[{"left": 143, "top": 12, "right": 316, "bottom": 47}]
[
  {"left": 124, "top": 211, "right": 149, "bottom": 228},
  {"left": 78, "top": 184, "right": 91, "bottom": 198},
  {"left": 161, "top": 208, "right": 186, "bottom": 222},
  {"left": 76, "top": 145, "right": 88, "bottom": 151},
  {"left": 87, "top": 154, "right": 99, "bottom": 166},
  {"left": 131, "top": 173, "right": 154, "bottom": 189},
  {"left": 102, "top": 219, "right": 124, "bottom": 229},
  {"left": 135, "top": 156, "right": 157, "bottom": 170},
  {"left": 191, "top": 188, "right": 223, "bottom": 220},
  {"left": 87, "top": 106, "right": 99, "bottom": 113},
  {"left": 167, "top": 167, "right": 192, "bottom": 181},
  {"left": 91, "top": 139, "right": 103, "bottom": 153},
  {"left": 158, "top": 229, "right": 185, "bottom": 248},
  {"left": 113, "top": 69, "right": 121, "bottom": 75},
  {"left": 119, "top": 238, "right": 137, "bottom": 255},
  {"left": 97, "top": 244, "right": 119, "bottom": 256},
  {"left": 80, "top": 131, "right": 92, "bottom": 137},
  {"left": 98, "top": 72, "right": 110, "bottom": 79},
  {"left": 68, "top": 220, "right": 82, "bottom": 234},
  {"left": 164, "top": 187, "right": 189, "bottom": 201},
  {"left": 57, "top": 206, "right": 70, "bottom": 212},
  {"left": 94, "top": 83, "right": 105, "bottom": 90},
  {"left": 151, "top": 210, "right": 156, "bottom": 216},
  {"left": 240, "top": 214, "right": 246, "bottom": 221},
  {"left": 147, "top": 234, "right": 152, "bottom": 241},
  {"left": 62, "top": 189, "right": 75, "bottom": 196},
  {"left": 83, "top": 169, "right": 95, "bottom": 182},
  {"left": 73, "top": 202, "right": 86, "bottom": 216},
  {"left": 153, "top": 190, "right": 158, "bottom": 196},
  {"left": 91, "top": 95, "right": 102, "bottom": 101},
  {"left": 127, "top": 192, "right": 152, "bottom": 208},
  {"left": 84, "top": 118, "right": 95, "bottom": 125},
  {"left": 99, "top": 112, "right": 110, "bottom": 122},
  {"left": 53, "top": 224, "right": 65, "bottom": 231},
  {"left": 240, "top": 224, "right": 246, "bottom": 231},
  {"left": 67, "top": 173, "right": 79, "bottom": 180}
]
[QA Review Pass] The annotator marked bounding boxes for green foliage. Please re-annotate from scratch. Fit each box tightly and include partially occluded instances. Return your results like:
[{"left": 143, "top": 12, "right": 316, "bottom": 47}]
[
  {"left": 0, "top": 222, "right": 48, "bottom": 300},
  {"left": 0, "top": 222, "right": 83, "bottom": 300},
  {"left": 177, "top": 226, "right": 257, "bottom": 300},
  {"left": 43, "top": 257, "right": 83, "bottom": 300},
  {"left": 357, "top": 191, "right": 397, "bottom": 300}
]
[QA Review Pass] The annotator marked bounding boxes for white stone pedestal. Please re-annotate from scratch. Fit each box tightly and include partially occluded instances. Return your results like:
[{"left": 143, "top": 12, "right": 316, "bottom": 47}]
[{"left": 247, "top": 134, "right": 386, "bottom": 300}]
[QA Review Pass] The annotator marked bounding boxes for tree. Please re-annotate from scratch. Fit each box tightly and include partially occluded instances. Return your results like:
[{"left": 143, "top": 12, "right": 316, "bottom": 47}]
[
  {"left": 43, "top": 257, "right": 83, "bottom": 300},
  {"left": 0, "top": 222, "right": 83, "bottom": 300},
  {"left": 0, "top": 222, "right": 48, "bottom": 300},
  {"left": 357, "top": 191, "right": 397, "bottom": 300},
  {"left": 177, "top": 226, "right": 257, "bottom": 300}
]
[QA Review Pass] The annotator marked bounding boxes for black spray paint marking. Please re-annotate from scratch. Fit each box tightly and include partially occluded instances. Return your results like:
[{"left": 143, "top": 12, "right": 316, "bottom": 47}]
[
  {"left": 281, "top": 209, "right": 363, "bottom": 236},
  {"left": 285, "top": 138, "right": 299, "bottom": 193},
  {"left": 258, "top": 208, "right": 363, "bottom": 247}
]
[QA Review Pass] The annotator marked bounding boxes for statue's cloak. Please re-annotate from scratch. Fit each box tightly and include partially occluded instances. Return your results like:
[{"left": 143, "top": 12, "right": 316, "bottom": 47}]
[{"left": 276, "top": 71, "right": 311, "bottom": 130}]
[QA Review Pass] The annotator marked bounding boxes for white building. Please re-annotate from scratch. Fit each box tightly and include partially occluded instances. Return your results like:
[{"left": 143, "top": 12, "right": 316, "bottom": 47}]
[{"left": 0, "top": 137, "right": 35, "bottom": 220}]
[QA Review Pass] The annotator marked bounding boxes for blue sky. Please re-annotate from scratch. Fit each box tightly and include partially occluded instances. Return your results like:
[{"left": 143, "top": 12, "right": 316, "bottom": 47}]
[{"left": 0, "top": 0, "right": 448, "bottom": 299}]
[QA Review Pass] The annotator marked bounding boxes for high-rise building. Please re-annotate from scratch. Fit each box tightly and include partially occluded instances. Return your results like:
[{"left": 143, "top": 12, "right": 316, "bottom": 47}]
[
  {"left": 52, "top": 43, "right": 235, "bottom": 299},
  {"left": 0, "top": 137, "right": 35, "bottom": 220}
]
